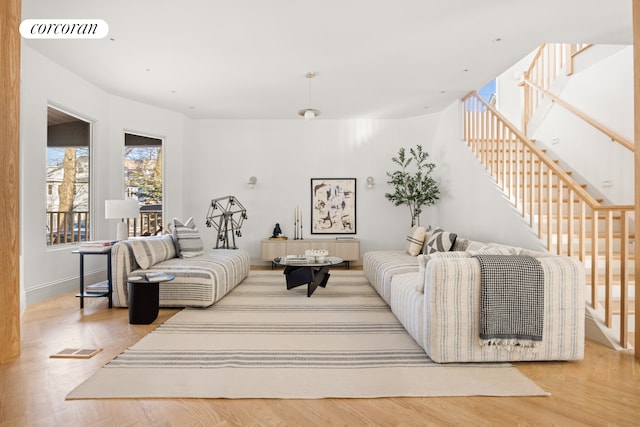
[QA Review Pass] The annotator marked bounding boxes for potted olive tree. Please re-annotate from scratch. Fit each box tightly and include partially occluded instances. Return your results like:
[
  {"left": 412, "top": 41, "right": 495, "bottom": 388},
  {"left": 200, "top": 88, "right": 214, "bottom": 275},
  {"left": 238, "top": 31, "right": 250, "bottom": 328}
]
[{"left": 385, "top": 145, "right": 440, "bottom": 226}]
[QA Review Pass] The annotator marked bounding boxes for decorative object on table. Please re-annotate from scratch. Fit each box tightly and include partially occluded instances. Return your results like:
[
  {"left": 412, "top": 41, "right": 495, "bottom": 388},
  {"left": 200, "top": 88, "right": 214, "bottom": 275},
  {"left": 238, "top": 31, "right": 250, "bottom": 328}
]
[
  {"left": 272, "top": 223, "right": 283, "bottom": 238},
  {"left": 105, "top": 199, "right": 139, "bottom": 240},
  {"left": 310, "top": 178, "right": 356, "bottom": 235},
  {"left": 205, "top": 195, "right": 247, "bottom": 249},
  {"left": 293, "top": 206, "right": 304, "bottom": 240},
  {"left": 304, "top": 248, "right": 328, "bottom": 263},
  {"left": 385, "top": 145, "right": 439, "bottom": 227},
  {"left": 144, "top": 271, "right": 171, "bottom": 282},
  {"left": 297, "top": 71, "right": 320, "bottom": 120},
  {"left": 269, "top": 222, "right": 287, "bottom": 240},
  {"left": 78, "top": 240, "right": 115, "bottom": 253}
]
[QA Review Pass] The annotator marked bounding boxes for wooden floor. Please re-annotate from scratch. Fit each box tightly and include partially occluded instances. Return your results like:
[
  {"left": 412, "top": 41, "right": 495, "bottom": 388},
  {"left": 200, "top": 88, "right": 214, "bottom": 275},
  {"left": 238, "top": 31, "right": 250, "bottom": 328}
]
[{"left": 1, "top": 285, "right": 639, "bottom": 427}]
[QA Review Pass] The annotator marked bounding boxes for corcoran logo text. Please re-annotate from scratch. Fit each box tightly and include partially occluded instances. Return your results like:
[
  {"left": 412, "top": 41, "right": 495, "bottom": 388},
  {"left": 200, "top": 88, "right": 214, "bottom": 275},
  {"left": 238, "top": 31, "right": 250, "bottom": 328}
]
[{"left": 20, "top": 19, "right": 109, "bottom": 39}]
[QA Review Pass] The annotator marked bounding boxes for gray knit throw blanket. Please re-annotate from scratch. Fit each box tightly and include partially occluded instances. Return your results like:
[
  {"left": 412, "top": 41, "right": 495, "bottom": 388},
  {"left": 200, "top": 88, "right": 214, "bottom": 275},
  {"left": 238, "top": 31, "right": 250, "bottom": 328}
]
[{"left": 472, "top": 254, "right": 544, "bottom": 349}]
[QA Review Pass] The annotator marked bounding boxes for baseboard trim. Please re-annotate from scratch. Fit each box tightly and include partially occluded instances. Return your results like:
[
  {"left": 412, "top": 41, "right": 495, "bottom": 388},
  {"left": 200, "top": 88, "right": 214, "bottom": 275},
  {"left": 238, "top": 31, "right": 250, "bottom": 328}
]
[{"left": 26, "top": 270, "right": 107, "bottom": 305}]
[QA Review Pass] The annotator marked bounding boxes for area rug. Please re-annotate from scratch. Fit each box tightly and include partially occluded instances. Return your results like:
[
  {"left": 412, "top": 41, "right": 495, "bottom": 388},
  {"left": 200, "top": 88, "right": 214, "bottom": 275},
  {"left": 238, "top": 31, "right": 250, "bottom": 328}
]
[{"left": 67, "top": 270, "right": 548, "bottom": 399}]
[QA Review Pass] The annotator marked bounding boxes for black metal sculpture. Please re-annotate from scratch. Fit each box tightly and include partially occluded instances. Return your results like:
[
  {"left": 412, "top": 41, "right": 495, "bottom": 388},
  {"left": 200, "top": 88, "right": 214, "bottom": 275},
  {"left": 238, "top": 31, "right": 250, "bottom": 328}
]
[{"left": 205, "top": 195, "right": 247, "bottom": 249}]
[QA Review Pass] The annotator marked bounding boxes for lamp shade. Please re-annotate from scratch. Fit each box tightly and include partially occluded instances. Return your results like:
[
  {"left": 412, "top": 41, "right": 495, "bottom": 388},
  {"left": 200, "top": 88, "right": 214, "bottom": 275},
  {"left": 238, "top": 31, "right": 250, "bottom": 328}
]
[
  {"left": 105, "top": 199, "right": 139, "bottom": 241},
  {"left": 105, "top": 199, "right": 139, "bottom": 219}
]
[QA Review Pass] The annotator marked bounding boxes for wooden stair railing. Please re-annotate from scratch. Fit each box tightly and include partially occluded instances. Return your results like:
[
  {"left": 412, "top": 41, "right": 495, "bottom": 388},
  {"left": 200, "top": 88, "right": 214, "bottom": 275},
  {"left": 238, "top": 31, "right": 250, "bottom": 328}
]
[
  {"left": 521, "top": 43, "right": 633, "bottom": 153},
  {"left": 462, "top": 91, "right": 635, "bottom": 348},
  {"left": 521, "top": 78, "right": 634, "bottom": 152},
  {"left": 521, "top": 43, "right": 591, "bottom": 131}
]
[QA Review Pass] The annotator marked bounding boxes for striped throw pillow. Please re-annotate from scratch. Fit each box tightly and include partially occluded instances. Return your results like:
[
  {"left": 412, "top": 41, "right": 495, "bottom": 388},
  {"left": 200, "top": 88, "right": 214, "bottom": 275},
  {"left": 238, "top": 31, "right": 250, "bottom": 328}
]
[
  {"left": 173, "top": 217, "right": 204, "bottom": 258},
  {"left": 406, "top": 226, "right": 426, "bottom": 256},
  {"left": 130, "top": 235, "right": 177, "bottom": 269}
]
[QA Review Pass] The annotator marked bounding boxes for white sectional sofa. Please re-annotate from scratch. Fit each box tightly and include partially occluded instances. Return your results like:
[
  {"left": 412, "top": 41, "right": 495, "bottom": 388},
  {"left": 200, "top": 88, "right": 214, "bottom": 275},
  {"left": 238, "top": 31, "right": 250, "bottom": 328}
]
[
  {"left": 363, "top": 233, "right": 585, "bottom": 363},
  {"left": 110, "top": 234, "right": 250, "bottom": 308}
]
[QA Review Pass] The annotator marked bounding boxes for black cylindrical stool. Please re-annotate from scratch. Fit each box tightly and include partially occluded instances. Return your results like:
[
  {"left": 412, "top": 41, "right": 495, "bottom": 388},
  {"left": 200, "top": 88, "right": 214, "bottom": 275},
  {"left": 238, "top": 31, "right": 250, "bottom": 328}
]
[{"left": 128, "top": 275, "right": 174, "bottom": 324}]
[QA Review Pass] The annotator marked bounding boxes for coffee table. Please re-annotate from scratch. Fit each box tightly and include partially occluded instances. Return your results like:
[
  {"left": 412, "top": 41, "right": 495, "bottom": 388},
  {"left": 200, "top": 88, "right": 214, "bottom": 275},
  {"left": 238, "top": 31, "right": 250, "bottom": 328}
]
[{"left": 275, "top": 256, "right": 343, "bottom": 297}]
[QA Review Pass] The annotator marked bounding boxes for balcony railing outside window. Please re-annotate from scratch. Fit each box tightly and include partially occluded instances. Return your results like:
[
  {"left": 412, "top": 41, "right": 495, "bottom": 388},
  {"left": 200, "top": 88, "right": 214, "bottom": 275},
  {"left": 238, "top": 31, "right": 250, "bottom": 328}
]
[{"left": 46, "top": 208, "right": 163, "bottom": 246}]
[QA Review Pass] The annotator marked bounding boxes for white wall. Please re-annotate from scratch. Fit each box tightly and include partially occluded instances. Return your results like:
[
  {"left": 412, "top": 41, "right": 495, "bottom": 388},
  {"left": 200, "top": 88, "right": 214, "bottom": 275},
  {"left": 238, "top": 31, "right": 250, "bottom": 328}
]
[
  {"left": 186, "top": 115, "right": 442, "bottom": 264},
  {"left": 19, "top": 43, "right": 446, "bottom": 304},
  {"left": 530, "top": 46, "right": 633, "bottom": 204},
  {"left": 21, "top": 46, "right": 186, "bottom": 304},
  {"left": 430, "top": 101, "right": 545, "bottom": 250},
  {"left": 20, "top": 42, "right": 550, "bottom": 307},
  {"left": 21, "top": 45, "right": 110, "bottom": 305}
]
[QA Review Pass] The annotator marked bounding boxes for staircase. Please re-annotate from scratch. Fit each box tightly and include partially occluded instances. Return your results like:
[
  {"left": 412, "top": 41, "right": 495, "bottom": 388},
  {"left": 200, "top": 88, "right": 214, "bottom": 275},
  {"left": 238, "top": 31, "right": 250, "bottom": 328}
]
[{"left": 461, "top": 46, "right": 635, "bottom": 349}]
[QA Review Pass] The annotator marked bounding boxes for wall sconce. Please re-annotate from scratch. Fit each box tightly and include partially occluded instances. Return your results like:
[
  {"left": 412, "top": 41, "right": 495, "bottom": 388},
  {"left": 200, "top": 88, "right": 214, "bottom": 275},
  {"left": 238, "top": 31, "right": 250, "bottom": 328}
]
[
  {"left": 247, "top": 176, "right": 258, "bottom": 189},
  {"left": 366, "top": 176, "right": 375, "bottom": 189}
]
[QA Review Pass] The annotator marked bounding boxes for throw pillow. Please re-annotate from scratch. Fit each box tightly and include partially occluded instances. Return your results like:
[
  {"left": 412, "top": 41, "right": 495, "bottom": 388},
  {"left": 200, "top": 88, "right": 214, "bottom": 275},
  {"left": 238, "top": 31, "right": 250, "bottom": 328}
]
[
  {"left": 423, "top": 228, "right": 457, "bottom": 255},
  {"left": 474, "top": 244, "right": 521, "bottom": 256},
  {"left": 173, "top": 217, "right": 205, "bottom": 258},
  {"left": 405, "top": 226, "right": 426, "bottom": 256},
  {"left": 130, "top": 235, "right": 177, "bottom": 269}
]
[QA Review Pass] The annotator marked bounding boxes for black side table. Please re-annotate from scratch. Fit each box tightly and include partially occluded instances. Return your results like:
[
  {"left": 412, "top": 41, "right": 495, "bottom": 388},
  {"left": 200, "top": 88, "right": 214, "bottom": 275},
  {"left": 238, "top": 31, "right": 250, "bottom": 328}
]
[
  {"left": 127, "top": 274, "right": 174, "bottom": 324},
  {"left": 72, "top": 248, "right": 113, "bottom": 309}
]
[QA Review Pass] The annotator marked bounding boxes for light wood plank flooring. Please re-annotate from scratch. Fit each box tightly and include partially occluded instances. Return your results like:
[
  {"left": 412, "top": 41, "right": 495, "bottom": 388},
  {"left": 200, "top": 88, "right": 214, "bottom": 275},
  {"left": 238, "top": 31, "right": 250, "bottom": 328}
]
[{"left": 1, "top": 285, "right": 639, "bottom": 426}]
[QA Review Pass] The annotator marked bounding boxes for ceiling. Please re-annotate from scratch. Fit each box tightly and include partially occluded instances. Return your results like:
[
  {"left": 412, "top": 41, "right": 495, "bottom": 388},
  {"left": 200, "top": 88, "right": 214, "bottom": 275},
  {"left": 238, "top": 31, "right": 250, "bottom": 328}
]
[{"left": 24, "top": 0, "right": 632, "bottom": 120}]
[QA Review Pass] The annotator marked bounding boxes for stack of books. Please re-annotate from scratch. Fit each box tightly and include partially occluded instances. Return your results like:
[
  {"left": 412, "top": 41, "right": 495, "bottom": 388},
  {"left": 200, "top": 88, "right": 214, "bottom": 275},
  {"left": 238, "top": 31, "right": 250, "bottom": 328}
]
[
  {"left": 144, "top": 271, "right": 171, "bottom": 282},
  {"left": 79, "top": 240, "right": 116, "bottom": 252}
]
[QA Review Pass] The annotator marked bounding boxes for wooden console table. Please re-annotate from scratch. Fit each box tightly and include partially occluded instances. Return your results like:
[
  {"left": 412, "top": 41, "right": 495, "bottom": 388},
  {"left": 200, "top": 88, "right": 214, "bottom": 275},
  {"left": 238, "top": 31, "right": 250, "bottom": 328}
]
[{"left": 261, "top": 238, "right": 360, "bottom": 269}]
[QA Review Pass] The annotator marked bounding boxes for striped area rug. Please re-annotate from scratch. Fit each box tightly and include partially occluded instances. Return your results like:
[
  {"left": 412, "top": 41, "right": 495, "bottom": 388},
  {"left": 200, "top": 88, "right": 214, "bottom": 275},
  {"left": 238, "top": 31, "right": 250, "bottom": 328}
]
[{"left": 67, "top": 270, "right": 547, "bottom": 399}]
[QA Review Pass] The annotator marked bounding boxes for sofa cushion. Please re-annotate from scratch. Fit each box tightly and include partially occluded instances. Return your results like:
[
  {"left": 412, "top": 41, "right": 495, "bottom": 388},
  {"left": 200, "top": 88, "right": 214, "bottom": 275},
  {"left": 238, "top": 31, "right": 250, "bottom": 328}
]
[
  {"left": 130, "top": 235, "right": 177, "bottom": 269},
  {"left": 390, "top": 272, "right": 425, "bottom": 347},
  {"left": 173, "top": 217, "right": 204, "bottom": 258},
  {"left": 362, "top": 250, "right": 418, "bottom": 304},
  {"left": 423, "top": 228, "right": 457, "bottom": 254},
  {"left": 110, "top": 239, "right": 250, "bottom": 308},
  {"left": 406, "top": 226, "right": 426, "bottom": 256},
  {"left": 417, "top": 251, "right": 470, "bottom": 292}
]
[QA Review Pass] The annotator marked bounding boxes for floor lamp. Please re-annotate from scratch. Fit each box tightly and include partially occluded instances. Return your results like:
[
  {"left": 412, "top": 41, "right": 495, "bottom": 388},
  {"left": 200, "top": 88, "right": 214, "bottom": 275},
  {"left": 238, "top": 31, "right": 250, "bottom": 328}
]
[{"left": 105, "top": 199, "right": 139, "bottom": 241}]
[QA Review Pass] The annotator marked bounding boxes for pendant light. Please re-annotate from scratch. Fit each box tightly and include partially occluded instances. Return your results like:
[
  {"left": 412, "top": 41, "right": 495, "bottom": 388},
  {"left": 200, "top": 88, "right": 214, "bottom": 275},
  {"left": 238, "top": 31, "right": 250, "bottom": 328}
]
[{"left": 298, "top": 71, "right": 320, "bottom": 119}]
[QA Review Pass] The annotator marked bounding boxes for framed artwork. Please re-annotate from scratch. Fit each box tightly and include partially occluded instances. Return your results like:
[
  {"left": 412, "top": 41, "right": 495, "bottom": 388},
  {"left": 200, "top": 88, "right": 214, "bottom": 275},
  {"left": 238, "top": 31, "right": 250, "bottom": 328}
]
[{"left": 310, "top": 178, "right": 356, "bottom": 234}]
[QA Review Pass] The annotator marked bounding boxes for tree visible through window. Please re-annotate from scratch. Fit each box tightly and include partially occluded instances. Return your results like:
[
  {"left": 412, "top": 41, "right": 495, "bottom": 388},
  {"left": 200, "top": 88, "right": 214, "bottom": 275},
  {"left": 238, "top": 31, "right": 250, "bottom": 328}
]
[
  {"left": 124, "top": 133, "right": 164, "bottom": 235},
  {"left": 46, "top": 107, "right": 91, "bottom": 245}
]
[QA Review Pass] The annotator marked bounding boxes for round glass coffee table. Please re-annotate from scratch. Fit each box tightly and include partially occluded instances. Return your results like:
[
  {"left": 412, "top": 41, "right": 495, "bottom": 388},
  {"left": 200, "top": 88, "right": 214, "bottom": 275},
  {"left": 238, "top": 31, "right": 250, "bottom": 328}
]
[{"left": 275, "top": 256, "right": 343, "bottom": 297}]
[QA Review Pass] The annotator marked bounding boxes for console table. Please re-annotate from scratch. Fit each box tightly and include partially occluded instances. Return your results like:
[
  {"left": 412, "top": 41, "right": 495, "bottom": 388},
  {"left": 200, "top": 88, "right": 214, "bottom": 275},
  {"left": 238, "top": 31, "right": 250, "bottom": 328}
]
[{"left": 261, "top": 238, "right": 360, "bottom": 269}]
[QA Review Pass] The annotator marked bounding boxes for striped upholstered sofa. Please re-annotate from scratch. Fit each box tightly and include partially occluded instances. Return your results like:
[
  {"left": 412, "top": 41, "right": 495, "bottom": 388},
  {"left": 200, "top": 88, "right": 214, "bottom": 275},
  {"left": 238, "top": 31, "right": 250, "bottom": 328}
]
[
  {"left": 110, "top": 234, "right": 250, "bottom": 308},
  {"left": 363, "top": 235, "right": 585, "bottom": 363}
]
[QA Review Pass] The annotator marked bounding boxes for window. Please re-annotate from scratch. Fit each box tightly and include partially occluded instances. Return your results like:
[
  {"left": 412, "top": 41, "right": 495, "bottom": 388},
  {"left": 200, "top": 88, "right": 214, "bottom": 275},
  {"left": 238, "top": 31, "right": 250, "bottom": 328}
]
[
  {"left": 124, "top": 133, "right": 164, "bottom": 236},
  {"left": 46, "top": 107, "right": 91, "bottom": 245}
]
